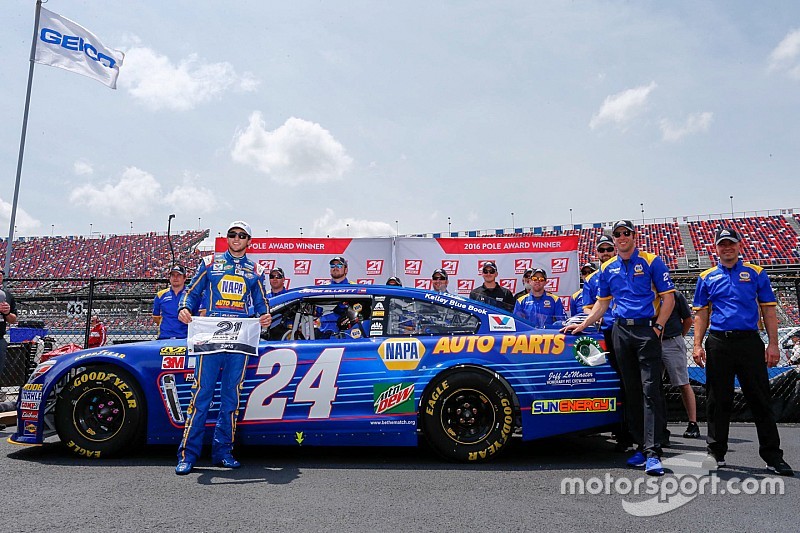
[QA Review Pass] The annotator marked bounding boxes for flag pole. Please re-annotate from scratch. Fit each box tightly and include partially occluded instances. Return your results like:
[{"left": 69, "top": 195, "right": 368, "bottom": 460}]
[{"left": 4, "top": 0, "right": 43, "bottom": 277}]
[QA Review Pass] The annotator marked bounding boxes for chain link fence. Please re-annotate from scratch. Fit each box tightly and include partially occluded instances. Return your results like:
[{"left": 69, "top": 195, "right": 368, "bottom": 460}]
[
  {"left": 2, "top": 277, "right": 800, "bottom": 422},
  {"left": 1, "top": 277, "right": 162, "bottom": 407}
]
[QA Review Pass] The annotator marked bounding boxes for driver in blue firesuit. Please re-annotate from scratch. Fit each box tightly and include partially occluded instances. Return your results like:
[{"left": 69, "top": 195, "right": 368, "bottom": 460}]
[{"left": 174, "top": 221, "right": 271, "bottom": 475}]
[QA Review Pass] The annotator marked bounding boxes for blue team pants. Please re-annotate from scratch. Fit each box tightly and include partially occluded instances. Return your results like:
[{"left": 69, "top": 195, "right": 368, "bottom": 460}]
[{"left": 177, "top": 352, "right": 248, "bottom": 464}]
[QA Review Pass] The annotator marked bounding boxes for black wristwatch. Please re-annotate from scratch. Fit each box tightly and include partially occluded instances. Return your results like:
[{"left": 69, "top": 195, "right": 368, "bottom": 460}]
[{"left": 654, "top": 323, "right": 664, "bottom": 335}]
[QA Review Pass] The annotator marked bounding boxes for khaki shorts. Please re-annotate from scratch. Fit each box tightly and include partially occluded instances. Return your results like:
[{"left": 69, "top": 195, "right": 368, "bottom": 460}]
[{"left": 661, "top": 335, "right": 689, "bottom": 386}]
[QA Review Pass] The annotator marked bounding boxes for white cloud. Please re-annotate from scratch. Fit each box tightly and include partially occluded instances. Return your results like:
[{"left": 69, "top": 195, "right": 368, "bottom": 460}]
[
  {"left": 162, "top": 172, "right": 221, "bottom": 214},
  {"left": 768, "top": 29, "right": 800, "bottom": 79},
  {"left": 69, "top": 168, "right": 220, "bottom": 217},
  {"left": 119, "top": 46, "right": 259, "bottom": 111},
  {"left": 659, "top": 112, "right": 713, "bottom": 142},
  {"left": 73, "top": 160, "right": 94, "bottom": 176},
  {"left": 311, "top": 208, "right": 395, "bottom": 237},
  {"left": 0, "top": 195, "right": 40, "bottom": 234},
  {"left": 231, "top": 113, "right": 353, "bottom": 184},
  {"left": 70, "top": 167, "right": 162, "bottom": 217},
  {"left": 589, "top": 81, "right": 657, "bottom": 130}
]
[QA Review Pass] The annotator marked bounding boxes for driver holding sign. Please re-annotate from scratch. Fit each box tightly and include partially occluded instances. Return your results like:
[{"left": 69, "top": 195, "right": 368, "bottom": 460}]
[{"left": 175, "top": 221, "right": 271, "bottom": 475}]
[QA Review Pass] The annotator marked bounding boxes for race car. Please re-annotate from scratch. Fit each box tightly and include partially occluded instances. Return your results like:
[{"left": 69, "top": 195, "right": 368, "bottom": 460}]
[{"left": 9, "top": 285, "right": 620, "bottom": 462}]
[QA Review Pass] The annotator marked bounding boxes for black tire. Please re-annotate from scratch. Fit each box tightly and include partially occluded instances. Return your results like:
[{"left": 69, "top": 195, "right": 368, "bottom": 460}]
[
  {"left": 421, "top": 369, "right": 515, "bottom": 462},
  {"left": 55, "top": 365, "right": 145, "bottom": 458}
]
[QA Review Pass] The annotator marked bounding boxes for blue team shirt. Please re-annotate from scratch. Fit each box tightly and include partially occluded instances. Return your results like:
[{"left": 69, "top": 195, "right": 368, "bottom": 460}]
[
  {"left": 597, "top": 249, "right": 675, "bottom": 319},
  {"left": 692, "top": 259, "right": 776, "bottom": 331},
  {"left": 153, "top": 286, "right": 192, "bottom": 339},
  {"left": 582, "top": 270, "right": 615, "bottom": 330},
  {"left": 570, "top": 289, "right": 583, "bottom": 317},
  {"left": 269, "top": 287, "right": 288, "bottom": 299},
  {"left": 514, "top": 292, "right": 566, "bottom": 326}
]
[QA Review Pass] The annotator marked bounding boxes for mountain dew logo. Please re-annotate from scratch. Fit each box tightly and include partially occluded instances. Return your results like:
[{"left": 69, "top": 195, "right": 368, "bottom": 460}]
[
  {"left": 573, "top": 337, "right": 607, "bottom": 367},
  {"left": 373, "top": 382, "right": 415, "bottom": 414}
]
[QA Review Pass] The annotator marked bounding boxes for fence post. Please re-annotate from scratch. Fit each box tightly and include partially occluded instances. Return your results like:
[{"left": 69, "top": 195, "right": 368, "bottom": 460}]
[{"left": 83, "top": 276, "right": 96, "bottom": 349}]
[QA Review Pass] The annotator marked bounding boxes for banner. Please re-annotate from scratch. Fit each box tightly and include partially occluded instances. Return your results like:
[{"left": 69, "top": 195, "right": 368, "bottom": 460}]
[
  {"left": 212, "top": 236, "right": 580, "bottom": 308},
  {"left": 187, "top": 317, "right": 261, "bottom": 356},
  {"left": 34, "top": 7, "right": 124, "bottom": 89}
]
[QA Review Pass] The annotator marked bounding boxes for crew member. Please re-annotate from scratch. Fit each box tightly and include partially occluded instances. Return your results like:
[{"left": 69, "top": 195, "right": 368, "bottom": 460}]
[
  {"left": 268, "top": 267, "right": 288, "bottom": 298},
  {"left": 153, "top": 264, "right": 192, "bottom": 339},
  {"left": 570, "top": 263, "right": 596, "bottom": 316},
  {"left": 329, "top": 256, "right": 350, "bottom": 284},
  {"left": 513, "top": 268, "right": 533, "bottom": 300},
  {"left": 582, "top": 234, "right": 631, "bottom": 452},
  {"left": 565, "top": 220, "right": 675, "bottom": 476},
  {"left": 469, "top": 261, "right": 515, "bottom": 312},
  {"left": 692, "top": 227, "right": 793, "bottom": 476},
  {"left": 386, "top": 276, "right": 402, "bottom": 286},
  {"left": 175, "top": 221, "right": 271, "bottom": 475},
  {"left": 513, "top": 268, "right": 566, "bottom": 326},
  {"left": 661, "top": 290, "right": 699, "bottom": 440},
  {"left": 431, "top": 268, "right": 450, "bottom": 294}
]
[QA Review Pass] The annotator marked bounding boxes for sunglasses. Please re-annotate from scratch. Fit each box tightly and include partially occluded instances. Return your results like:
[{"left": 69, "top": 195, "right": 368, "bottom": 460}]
[
  {"left": 432, "top": 276, "right": 446, "bottom": 281},
  {"left": 531, "top": 277, "right": 546, "bottom": 282},
  {"left": 330, "top": 263, "right": 345, "bottom": 268},
  {"left": 482, "top": 268, "right": 497, "bottom": 274},
  {"left": 612, "top": 230, "right": 632, "bottom": 238},
  {"left": 269, "top": 274, "right": 284, "bottom": 279},
  {"left": 597, "top": 246, "right": 615, "bottom": 252},
  {"left": 227, "top": 231, "right": 249, "bottom": 239}
]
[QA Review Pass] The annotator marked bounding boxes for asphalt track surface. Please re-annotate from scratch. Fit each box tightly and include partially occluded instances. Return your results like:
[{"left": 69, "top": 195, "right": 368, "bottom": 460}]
[{"left": 2, "top": 422, "right": 797, "bottom": 532}]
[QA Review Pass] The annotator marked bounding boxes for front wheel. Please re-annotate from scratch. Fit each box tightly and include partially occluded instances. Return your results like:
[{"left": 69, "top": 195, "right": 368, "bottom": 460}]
[
  {"left": 55, "top": 365, "right": 145, "bottom": 458},
  {"left": 421, "top": 369, "right": 515, "bottom": 462}
]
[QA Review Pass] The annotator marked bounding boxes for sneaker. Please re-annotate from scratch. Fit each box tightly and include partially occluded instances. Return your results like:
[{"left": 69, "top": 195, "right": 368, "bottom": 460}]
[
  {"left": 645, "top": 457, "right": 665, "bottom": 476},
  {"left": 702, "top": 453, "right": 725, "bottom": 470},
  {"left": 627, "top": 451, "right": 646, "bottom": 468},
  {"left": 766, "top": 459, "right": 795, "bottom": 477},
  {"left": 683, "top": 422, "right": 700, "bottom": 439},
  {"left": 175, "top": 461, "right": 194, "bottom": 475},
  {"left": 213, "top": 455, "right": 242, "bottom": 469}
]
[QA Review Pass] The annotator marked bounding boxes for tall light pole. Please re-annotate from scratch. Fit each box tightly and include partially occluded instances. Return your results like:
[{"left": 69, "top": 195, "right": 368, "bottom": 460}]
[
  {"left": 448, "top": 216, "right": 451, "bottom": 235},
  {"left": 300, "top": 227, "right": 303, "bottom": 236},
  {"left": 395, "top": 220, "right": 399, "bottom": 237},
  {"left": 198, "top": 217, "right": 201, "bottom": 229},
  {"left": 265, "top": 229, "right": 269, "bottom": 237},
  {"left": 729, "top": 195, "right": 734, "bottom": 219},
  {"left": 569, "top": 208, "right": 573, "bottom": 226},
  {"left": 130, "top": 221, "right": 133, "bottom": 234},
  {"left": 51, "top": 223, "right": 54, "bottom": 237},
  {"left": 511, "top": 212, "right": 515, "bottom": 229},
  {"left": 89, "top": 223, "right": 92, "bottom": 236},
  {"left": 346, "top": 223, "right": 350, "bottom": 236},
  {"left": 640, "top": 203, "right": 645, "bottom": 226}
]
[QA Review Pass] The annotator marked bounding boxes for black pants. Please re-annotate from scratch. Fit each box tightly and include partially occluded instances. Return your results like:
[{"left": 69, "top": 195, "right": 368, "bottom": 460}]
[
  {"left": 705, "top": 331, "right": 783, "bottom": 463},
  {"left": 604, "top": 328, "right": 632, "bottom": 446},
  {"left": 612, "top": 323, "right": 666, "bottom": 457}
]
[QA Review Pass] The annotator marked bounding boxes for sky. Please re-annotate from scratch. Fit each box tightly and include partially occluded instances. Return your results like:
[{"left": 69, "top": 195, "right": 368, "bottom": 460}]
[{"left": 2, "top": 1, "right": 800, "bottom": 240}]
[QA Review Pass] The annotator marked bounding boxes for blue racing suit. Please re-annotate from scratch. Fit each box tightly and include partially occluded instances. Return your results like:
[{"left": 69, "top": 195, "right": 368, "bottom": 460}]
[
  {"left": 177, "top": 250, "right": 269, "bottom": 465},
  {"left": 513, "top": 291, "right": 566, "bottom": 327}
]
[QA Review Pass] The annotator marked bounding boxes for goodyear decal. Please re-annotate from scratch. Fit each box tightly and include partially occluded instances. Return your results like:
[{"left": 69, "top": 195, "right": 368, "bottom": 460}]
[
  {"left": 373, "top": 382, "right": 415, "bottom": 414},
  {"left": 532, "top": 397, "right": 616, "bottom": 414},
  {"left": 432, "top": 334, "right": 567, "bottom": 355},
  {"left": 378, "top": 338, "right": 425, "bottom": 370}
]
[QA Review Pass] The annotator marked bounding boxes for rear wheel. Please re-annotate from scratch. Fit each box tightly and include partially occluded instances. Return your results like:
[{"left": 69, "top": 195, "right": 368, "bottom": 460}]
[
  {"left": 55, "top": 365, "right": 144, "bottom": 458},
  {"left": 421, "top": 369, "right": 515, "bottom": 462}
]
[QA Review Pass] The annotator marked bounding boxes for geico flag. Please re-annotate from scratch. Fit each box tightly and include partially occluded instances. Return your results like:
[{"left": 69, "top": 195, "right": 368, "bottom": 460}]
[{"left": 34, "top": 7, "right": 124, "bottom": 89}]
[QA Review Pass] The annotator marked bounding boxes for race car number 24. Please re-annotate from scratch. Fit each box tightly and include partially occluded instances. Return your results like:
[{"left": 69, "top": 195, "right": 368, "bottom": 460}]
[{"left": 243, "top": 347, "right": 343, "bottom": 421}]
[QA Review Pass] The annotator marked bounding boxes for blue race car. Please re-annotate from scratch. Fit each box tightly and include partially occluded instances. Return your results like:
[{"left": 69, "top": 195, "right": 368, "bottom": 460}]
[{"left": 9, "top": 285, "right": 620, "bottom": 462}]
